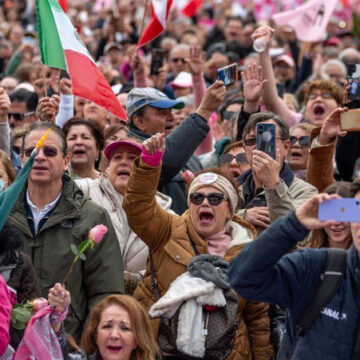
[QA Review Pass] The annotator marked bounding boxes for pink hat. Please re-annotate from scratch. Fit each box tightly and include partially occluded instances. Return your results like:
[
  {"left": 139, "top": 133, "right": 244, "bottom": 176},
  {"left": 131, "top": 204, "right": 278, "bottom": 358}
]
[
  {"left": 324, "top": 37, "right": 341, "bottom": 47},
  {"left": 274, "top": 55, "right": 295, "bottom": 68},
  {"left": 104, "top": 140, "right": 142, "bottom": 161},
  {"left": 170, "top": 72, "right": 193, "bottom": 88}
]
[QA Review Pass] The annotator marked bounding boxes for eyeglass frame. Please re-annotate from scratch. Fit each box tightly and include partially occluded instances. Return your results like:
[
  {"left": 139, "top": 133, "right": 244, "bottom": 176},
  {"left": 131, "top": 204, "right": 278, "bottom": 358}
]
[
  {"left": 289, "top": 135, "right": 310, "bottom": 147},
  {"left": 189, "top": 192, "right": 228, "bottom": 206}
]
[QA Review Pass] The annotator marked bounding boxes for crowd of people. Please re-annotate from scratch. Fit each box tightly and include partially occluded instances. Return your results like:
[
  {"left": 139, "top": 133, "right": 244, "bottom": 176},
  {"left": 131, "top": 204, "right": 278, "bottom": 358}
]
[{"left": 0, "top": 0, "right": 360, "bottom": 359}]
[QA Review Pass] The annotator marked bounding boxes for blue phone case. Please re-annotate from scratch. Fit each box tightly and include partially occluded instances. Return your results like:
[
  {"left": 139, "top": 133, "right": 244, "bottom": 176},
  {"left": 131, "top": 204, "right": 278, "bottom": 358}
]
[
  {"left": 318, "top": 198, "right": 360, "bottom": 222},
  {"left": 256, "top": 123, "right": 276, "bottom": 159}
]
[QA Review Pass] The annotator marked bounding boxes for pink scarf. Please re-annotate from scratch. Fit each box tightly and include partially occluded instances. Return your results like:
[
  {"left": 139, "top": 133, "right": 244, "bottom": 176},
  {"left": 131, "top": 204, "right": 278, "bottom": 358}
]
[
  {"left": 206, "top": 230, "right": 232, "bottom": 258},
  {"left": 14, "top": 307, "right": 63, "bottom": 360}
]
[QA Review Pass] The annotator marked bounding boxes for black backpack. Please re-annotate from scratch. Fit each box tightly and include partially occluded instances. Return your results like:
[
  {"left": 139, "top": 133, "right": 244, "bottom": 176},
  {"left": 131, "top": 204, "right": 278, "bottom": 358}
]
[{"left": 278, "top": 248, "right": 347, "bottom": 360}]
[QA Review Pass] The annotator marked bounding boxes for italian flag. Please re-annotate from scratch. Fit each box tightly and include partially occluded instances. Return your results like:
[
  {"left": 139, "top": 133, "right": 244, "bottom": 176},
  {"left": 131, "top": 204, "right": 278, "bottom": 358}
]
[{"left": 36, "top": 0, "right": 127, "bottom": 121}]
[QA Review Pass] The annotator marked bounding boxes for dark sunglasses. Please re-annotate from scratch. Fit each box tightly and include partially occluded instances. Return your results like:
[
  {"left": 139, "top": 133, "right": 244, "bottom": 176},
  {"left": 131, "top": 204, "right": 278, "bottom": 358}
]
[
  {"left": 24, "top": 145, "right": 59, "bottom": 158},
  {"left": 12, "top": 145, "right": 21, "bottom": 155},
  {"left": 8, "top": 111, "right": 35, "bottom": 121},
  {"left": 171, "top": 57, "right": 186, "bottom": 64},
  {"left": 290, "top": 136, "right": 310, "bottom": 147},
  {"left": 219, "top": 153, "right": 248, "bottom": 165},
  {"left": 189, "top": 192, "right": 227, "bottom": 206}
]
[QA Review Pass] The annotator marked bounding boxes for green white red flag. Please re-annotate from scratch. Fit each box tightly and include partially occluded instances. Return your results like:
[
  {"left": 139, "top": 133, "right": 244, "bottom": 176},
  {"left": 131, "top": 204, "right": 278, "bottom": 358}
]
[{"left": 36, "top": 0, "right": 127, "bottom": 121}]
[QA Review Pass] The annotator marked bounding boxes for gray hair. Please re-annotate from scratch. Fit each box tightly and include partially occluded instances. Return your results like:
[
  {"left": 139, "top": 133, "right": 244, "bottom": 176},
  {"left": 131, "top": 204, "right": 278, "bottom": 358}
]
[
  {"left": 170, "top": 44, "right": 190, "bottom": 58},
  {"left": 338, "top": 48, "right": 360, "bottom": 65},
  {"left": 320, "top": 59, "right": 347, "bottom": 80}
]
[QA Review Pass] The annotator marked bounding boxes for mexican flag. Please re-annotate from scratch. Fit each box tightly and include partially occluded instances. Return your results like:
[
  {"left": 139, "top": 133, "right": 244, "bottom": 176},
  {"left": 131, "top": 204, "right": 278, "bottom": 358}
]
[{"left": 36, "top": 0, "right": 127, "bottom": 121}]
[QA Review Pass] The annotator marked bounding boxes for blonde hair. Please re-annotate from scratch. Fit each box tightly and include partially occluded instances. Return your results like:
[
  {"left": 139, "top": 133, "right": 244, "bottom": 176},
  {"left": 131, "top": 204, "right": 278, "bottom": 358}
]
[
  {"left": 0, "top": 150, "right": 16, "bottom": 185},
  {"left": 81, "top": 295, "right": 160, "bottom": 360}
]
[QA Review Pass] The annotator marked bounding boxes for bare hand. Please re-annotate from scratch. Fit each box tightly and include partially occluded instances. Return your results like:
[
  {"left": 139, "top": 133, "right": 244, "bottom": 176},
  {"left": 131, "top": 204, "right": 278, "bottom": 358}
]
[
  {"left": 252, "top": 150, "right": 281, "bottom": 188},
  {"left": 143, "top": 132, "right": 166, "bottom": 155},
  {"left": 244, "top": 206, "right": 270, "bottom": 228},
  {"left": 196, "top": 80, "right": 226, "bottom": 119},
  {"left": 319, "top": 107, "right": 348, "bottom": 145},
  {"left": 36, "top": 96, "right": 58, "bottom": 122},
  {"left": 251, "top": 25, "right": 274, "bottom": 51},
  {"left": 48, "top": 283, "right": 71, "bottom": 314},
  {"left": 185, "top": 45, "right": 205, "bottom": 76},
  {"left": 59, "top": 78, "right": 72, "bottom": 95},
  {"left": 242, "top": 63, "right": 267, "bottom": 105},
  {"left": 0, "top": 88, "right": 10, "bottom": 118},
  {"left": 296, "top": 193, "right": 339, "bottom": 230},
  {"left": 130, "top": 50, "right": 146, "bottom": 78}
]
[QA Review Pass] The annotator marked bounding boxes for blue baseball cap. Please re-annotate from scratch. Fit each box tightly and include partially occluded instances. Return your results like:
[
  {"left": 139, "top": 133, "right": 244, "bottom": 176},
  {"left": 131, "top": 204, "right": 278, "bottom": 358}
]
[{"left": 126, "top": 87, "right": 184, "bottom": 118}]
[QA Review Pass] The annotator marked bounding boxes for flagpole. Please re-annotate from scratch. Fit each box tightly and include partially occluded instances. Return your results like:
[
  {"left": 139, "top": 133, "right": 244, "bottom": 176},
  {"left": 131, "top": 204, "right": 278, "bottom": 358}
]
[
  {"left": 139, "top": 0, "right": 149, "bottom": 42},
  {"left": 42, "top": 65, "right": 48, "bottom": 98}
]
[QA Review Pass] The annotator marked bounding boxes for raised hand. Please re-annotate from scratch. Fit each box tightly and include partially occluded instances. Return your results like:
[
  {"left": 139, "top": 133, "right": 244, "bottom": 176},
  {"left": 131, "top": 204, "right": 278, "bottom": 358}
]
[
  {"left": 242, "top": 63, "right": 267, "bottom": 111},
  {"left": 48, "top": 283, "right": 71, "bottom": 314},
  {"left": 0, "top": 88, "right": 10, "bottom": 120},
  {"left": 143, "top": 132, "right": 166, "bottom": 155},
  {"left": 319, "top": 107, "right": 348, "bottom": 145},
  {"left": 296, "top": 193, "right": 339, "bottom": 230},
  {"left": 59, "top": 78, "right": 72, "bottom": 95},
  {"left": 185, "top": 45, "right": 205, "bottom": 76},
  {"left": 252, "top": 150, "right": 281, "bottom": 188},
  {"left": 36, "top": 96, "right": 59, "bottom": 122},
  {"left": 130, "top": 50, "right": 146, "bottom": 78},
  {"left": 251, "top": 25, "right": 275, "bottom": 51},
  {"left": 196, "top": 80, "right": 226, "bottom": 120}
]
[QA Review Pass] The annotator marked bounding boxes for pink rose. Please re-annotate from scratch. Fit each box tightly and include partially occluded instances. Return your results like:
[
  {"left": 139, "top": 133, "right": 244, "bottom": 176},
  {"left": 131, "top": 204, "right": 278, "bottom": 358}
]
[
  {"left": 32, "top": 298, "right": 48, "bottom": 311},
  {"left": 89, "top": 224, "right": 108, "bottom": 243}
]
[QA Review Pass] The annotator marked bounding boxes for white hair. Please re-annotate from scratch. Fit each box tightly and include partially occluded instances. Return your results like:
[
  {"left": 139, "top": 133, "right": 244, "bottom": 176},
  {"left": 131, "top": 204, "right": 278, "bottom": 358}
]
[
  {"left": 320, "top": 59, "right": 347, "bottom": 80},
  {"left": 338, "top": 48, "right": 360, "bottom": 65},
  {"left": 169, "top": 43, "right": 190, "bottom": 58}
]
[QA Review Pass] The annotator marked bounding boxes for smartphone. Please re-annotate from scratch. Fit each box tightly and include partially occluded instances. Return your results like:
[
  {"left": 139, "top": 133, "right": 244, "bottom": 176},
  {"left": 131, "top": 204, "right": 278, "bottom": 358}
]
[
  {"left": 217, "top": 63, "right": 238, "bottom": 86},
  {"left": 340, "top": 109, "right": 360, "bottom": 131},
  {"left": 150, "top": 49, "right": 165, "bottom": 76},
  {"left": 276, "top": 83, "right": 285, "bottom": 99},
  {"left": 347, "top": 64, "right": 360, "bottom": 101},
  {"left": 256, "top": 123, "right": 276, "bottom": 159},
  {"left": 318, "top": 198, "right": 360, "bottom": 222}
]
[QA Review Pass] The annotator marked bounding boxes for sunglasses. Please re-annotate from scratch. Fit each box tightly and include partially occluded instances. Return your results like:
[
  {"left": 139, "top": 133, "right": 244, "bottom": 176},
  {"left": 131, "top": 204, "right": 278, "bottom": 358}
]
[
  {"left": 8, "top": 111, "right": 35, "bottom": 121},
  {"left": 24, "top": 145, "right": 59, "bottom": 158},
  {"left": 219, "top": 153, "right": 248, "bottom": 165},
  {"left": 189, "top": 192, "right": 227, "bottom": 206},
  {"left": 12, "top": 145, "right": 21, "bottom": 155},
  {"left": 171, "top": 57, "right": 186, "bottom": 64},
  {"left": 290, "top": 135, "right": 310, "bottom": 147}
]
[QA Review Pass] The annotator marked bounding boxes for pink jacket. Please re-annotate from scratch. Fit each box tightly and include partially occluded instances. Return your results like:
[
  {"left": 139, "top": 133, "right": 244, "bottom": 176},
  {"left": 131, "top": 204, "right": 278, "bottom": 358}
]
[{"left": 0, "top": 276, "right": 11, "bottom": 356}]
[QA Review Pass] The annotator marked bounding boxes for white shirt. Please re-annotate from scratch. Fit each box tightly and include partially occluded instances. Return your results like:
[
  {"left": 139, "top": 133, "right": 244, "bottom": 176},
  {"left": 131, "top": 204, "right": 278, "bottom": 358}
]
[{"left": 26, "top": 190, "right": 62, "bottom": 234}]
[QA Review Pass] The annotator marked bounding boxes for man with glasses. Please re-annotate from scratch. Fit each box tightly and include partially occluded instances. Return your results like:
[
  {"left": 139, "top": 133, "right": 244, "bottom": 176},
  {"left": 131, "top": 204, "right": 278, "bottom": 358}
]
[
  {"left": 8, "top": 121, "right": 124, "bottom": 341},
  {"left": 238, "top": 111, "right": 317, "bottom": 232},
  {"left": 169, "top": 44, "right": 190, "bottom": 79},
  {"left": 8, "top": 89, "right": 38, "bottom": 128}
]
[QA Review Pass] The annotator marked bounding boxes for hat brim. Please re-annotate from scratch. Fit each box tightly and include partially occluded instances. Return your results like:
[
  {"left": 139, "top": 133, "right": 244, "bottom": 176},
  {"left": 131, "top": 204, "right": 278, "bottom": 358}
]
[
  {"left": 149, "top": 99, "right": 185, "bottom": 110},
  {"left": 104, "top": 140, "right": 142, "bottom": 161}
]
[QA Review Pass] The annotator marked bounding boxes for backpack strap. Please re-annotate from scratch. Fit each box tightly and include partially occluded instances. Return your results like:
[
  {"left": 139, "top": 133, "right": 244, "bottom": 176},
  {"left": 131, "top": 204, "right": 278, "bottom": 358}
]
[{"left": 296, "top": 248, "right": 347, "bottom": 335}]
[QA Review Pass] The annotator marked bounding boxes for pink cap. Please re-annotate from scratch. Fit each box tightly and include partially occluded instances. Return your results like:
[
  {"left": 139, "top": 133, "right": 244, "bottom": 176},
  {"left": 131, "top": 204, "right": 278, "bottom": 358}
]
[
  {"left": 274, "top": 55, "right": 295, "bottom": 68},
  {"left": 170, "top": 72, "right": 193, "bottom": 88},
  {"left": 104, "top": 140, "right": 142, "bottom": 161},
  {"left": 324, "top": 37, "right": 341, "bottom": 47}
]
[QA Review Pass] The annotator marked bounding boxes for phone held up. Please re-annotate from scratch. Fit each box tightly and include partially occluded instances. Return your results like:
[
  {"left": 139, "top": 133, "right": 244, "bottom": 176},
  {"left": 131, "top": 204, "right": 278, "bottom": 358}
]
[
  {"left": 217, "top": 63, "right": 239, "bottom": 86},
  {"left": 256, "top": 123, "right": 276, "bottom": 159},
  {"left": 318, "top": 198, "right": 360, "bottom": 223},
  {"left": 150, "top": 49, "right": 165, "bottom": 76}
]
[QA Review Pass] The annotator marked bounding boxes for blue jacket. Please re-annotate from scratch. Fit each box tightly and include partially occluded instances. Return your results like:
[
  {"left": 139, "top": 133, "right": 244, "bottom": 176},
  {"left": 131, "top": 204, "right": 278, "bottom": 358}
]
[{"left": 229, "top": 213, "right": 360, "bottom": 359}]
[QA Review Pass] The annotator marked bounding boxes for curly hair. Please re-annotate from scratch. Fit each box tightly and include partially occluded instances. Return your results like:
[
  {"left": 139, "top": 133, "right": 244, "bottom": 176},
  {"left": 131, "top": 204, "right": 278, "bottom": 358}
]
[{"left": 303, "top": 79, "right": 343, "bottom": 105}]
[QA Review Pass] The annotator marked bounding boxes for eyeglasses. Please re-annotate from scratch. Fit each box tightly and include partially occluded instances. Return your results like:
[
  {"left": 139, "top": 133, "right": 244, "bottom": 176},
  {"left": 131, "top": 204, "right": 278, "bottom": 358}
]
[
  {"left": 290, "top": 135, "right": 310, "bottom": 147},
  {"left": 171, "top": 57, "right": 186, "bottom": 64},
  {"left": 8, "top": 111, "right": 35, "bottom": 121},
  {"left": 307, "top": 92, "right": 334, "bottom": 100},
  {"left": 219, "top": 153, "right": 248, "bottom": 165},
  {"left": 12, "top": 146, "right": 21, "bottom": 155},
  {"left": 24, "top": 145, "right": 59, "bottom": 158},
  {"left": 244, "top": 137, "right": 283, "bottom": 147},
  {"left": 189, "top": 192, "right": 227, "bottom": 206}
]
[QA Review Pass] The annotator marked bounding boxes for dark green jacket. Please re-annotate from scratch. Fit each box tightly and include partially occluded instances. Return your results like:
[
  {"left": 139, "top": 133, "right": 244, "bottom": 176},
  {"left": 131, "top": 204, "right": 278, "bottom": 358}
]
[{"left": 8, "top": 175, "right": 124, "bottom": 340}]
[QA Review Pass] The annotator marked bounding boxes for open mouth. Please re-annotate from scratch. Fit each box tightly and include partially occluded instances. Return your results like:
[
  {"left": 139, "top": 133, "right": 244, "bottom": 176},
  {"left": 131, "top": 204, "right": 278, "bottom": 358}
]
[
  {"left": 107, "top": 345, "right": 122, "bottom": 353},
  {"left": 117, "top": 169, "right": 130, "bottom": 178},
  {"left": 73, "top": 149, "right": 86, "bottom": 156},
  {"left": 229, "top": 168, "right": 241, "bottom": 177},
  {"left": 33, "top": 166, "right": 48, "bottom": 171},
  {"left": 290, "top": 150, "right": 303, "bottom": 158},
  {"left": 313, "top": 104, "right": 325, "bottom": 117},
  {"left": 199, "top": 210, "right": 214, "bottom": 225}
]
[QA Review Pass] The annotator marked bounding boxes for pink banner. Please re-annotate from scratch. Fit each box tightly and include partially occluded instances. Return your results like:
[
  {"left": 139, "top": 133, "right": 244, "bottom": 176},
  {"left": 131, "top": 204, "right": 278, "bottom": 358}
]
[{"left": 273, "top": 0, "right": 339, "bottom": 42}]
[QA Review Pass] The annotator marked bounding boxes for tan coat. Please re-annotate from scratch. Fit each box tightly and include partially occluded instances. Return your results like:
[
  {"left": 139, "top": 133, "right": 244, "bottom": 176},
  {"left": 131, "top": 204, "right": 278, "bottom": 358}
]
[{"left": 123, "top": 159, "right": 273, "bottom": 360}]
